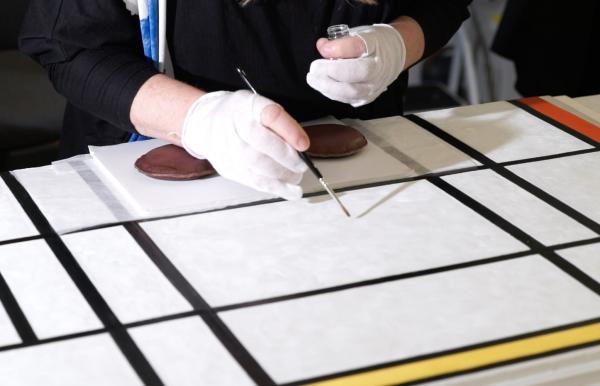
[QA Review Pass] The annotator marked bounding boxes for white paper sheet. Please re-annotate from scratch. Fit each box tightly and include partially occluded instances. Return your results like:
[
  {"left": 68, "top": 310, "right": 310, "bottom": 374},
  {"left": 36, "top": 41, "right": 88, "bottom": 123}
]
[
  {"left": 350, "top": 116, "right": 480, "bottom": 173},
  {"left": 417, "top": 101, "right": 593, "bottom": 163},
  {"left": 0, "top": 178, "right": 37, "bottom": 242},
  {"left": 90, "top": 140, "right": 272, "bottom": 218},
  {"left": 220, "top": 256, "right": 600, "bottom": 384},
  {"left": 129, "top": 316, "right": 254, "bottom": 386},
  {"left": 0, "top": 303, "right": 21, "bottom": 347},
  {"left": 0, "top": 240, "right": 102, "bottom": 338},
  {"left": 574, "top": 94, "right": 600, "bottom": 115},
  {"left": 0, "top": 334, "right": 143, "bottom": 386},
  {"left": 507, "top": 152, "right": 600, "bottom": 224},
  {"left": 12, "top": 165, "right": 118, "bottom": 233},
  {"left": 142, "top": 181, "right": 526, "bottom": 307},
  {"left": 62, "top": 226, "right": 192, "bottom": 324},
  {"left": 442, "top": 169, "right": 597, "bottom": 245},
  {"left": 89, "top": 127, "right": 411, "bottom": 217},
  {"left": 556, "top": 243, "right": 600, "bottom": 284}
]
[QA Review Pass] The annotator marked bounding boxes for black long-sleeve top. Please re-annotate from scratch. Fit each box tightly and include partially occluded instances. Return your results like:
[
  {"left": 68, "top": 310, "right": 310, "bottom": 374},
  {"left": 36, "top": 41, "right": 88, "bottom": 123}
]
[{"left": 19, "top": 0, "right": 471, "bottom": 158}]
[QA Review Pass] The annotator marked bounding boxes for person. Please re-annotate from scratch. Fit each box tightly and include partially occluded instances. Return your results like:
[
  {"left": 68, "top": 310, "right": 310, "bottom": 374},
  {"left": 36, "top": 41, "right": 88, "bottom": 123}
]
[
  {"left": 20, "top": 0, "right": 471, "bottom": 199},
  {"left": 493, "top": 0, "right": 600, "bottom": 98}
]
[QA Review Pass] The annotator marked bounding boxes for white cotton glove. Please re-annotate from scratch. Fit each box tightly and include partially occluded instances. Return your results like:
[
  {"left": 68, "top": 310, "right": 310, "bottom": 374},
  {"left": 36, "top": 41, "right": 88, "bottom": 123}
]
[
  {"left": 306, "top": 24, "right": 407, "bottom": 107},
  {"left": 181, "top": 90, "right": 308, "bottom": 200}
]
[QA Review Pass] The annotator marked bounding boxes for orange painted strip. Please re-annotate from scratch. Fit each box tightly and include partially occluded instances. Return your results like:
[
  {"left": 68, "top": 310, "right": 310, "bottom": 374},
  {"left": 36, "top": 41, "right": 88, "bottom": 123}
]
[{"left": 519, "top": 96, "right": 600, "bottom": 143}]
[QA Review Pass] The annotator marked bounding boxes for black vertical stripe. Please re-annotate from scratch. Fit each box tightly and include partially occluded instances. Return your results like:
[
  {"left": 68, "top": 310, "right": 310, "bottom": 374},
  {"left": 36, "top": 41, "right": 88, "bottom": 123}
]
[
  {"left": 0, "top": 272, "right": 37, "bottom": 343},
  {"left": 125, "top": 222, "right": 276, "bottom": 386},
  {"left": 1, "top": 172, "right": 164, "bottom": 386}
]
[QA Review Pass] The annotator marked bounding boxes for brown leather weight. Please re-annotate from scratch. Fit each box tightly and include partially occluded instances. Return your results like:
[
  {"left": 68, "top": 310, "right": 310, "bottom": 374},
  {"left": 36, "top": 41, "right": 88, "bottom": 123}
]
[
  {"left": 305, "top": 124, "right": 367, "bottom": 158},
  {"left": 134, "top": 144, "right": 216, "bottom": 181}
]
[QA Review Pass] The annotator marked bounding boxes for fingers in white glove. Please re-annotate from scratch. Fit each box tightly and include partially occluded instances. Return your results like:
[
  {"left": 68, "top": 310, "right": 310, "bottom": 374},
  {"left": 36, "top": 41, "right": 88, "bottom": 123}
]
[
  {"left": 306, "top": 71, "right": 374, "bottom": 106},
  {"left": 238, "top": 146, "right": 303, "bottom": 184},
  {"left": 309, "top": 57, "right": 377, "bottom": 83},
  {"left": 307, "top": 24, "right": 406, "bottom": 107},
  {"left": 181, "top": 90, "right": 307, "bottom": 200},
  {"left": 236, "top": 171, "right": 304, "bottom": 201},
  {"left": 236, "top": 117, "right": 306, "bottom": 174}
]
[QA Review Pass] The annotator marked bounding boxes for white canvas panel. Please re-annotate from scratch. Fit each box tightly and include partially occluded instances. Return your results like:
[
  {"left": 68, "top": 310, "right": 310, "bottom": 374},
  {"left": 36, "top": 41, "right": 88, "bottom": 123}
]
[
  {"left": 62, "top": 226, "right": 192, "bottom": 324},
  {"left": 351, "top": 116, "right": 480, "bottom": 173},
  {"left": 142, "top": 181, "right": 525, "bottom": 307},
  {"left": 507, "top": 152, "right": 600, "bottom": 224},
  {"left": 443, "top": 169, "right": 596, "bottom": 245},
  {"left": 0, "top": 177, "right": 37, "bottom": 241},
  {"left": 221, "top": 256, "right": 600, "bottom": 383},
  {"left": 0, "top": 302, "right": 20, "bottom": 347},
  {"left": 129, "top": 316, "right": 254, "bottom": 386},
  {"left": 12, "top": 166, "right": 118, "bottom": 233},
  {"left": 417, "top": 101, "right": 593, "bottom": 163},
  {"left": 557, "top": 243, "right": 600, "bottom": 284},
  {"left": 0, "top": 334, "right": 143, "bottom": 386},
  {"left": 0, "top": 240, "right": 102, "bottom": 338}
]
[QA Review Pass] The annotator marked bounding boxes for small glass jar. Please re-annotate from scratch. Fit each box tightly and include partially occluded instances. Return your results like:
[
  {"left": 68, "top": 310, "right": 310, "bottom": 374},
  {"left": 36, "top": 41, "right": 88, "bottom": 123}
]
[{"left": 327, "top": 24, "right": 350, "bottom": 40}]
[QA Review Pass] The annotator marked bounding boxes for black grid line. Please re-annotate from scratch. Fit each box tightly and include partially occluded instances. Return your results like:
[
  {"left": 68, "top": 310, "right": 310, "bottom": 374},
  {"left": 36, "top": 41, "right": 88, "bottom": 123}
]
[
  {"left": 0, "top": 172, "right": 164, "bottom": 386},
  {"left": 510, "top": 100, "right": 600, "bottom": 148},
  {"left": 0, "top": 235, "right": 43, "bottom": 247},
  {"left": 124, "top": 222, "right": 276, "bottom": 386},
  {"left": 0, "top": 272, "right": 37, "bottom": 344},
  {"left": 430, "top": 177, "right": 600, "bottom": 296},
  {"left": 0, "top": 146, "right": 590, "bottom": 247},
  {"left": 0, "top": 236, "right": 599, "bottom": 357},
  {"left": 406, "top": 115, "right": 600, "bottom": 236}
]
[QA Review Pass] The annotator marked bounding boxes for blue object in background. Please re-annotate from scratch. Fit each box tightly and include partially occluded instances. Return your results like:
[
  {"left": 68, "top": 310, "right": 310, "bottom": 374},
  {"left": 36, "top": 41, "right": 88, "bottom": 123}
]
[{"left": 129, "top": 0, "right": 159, "bottom": 143}]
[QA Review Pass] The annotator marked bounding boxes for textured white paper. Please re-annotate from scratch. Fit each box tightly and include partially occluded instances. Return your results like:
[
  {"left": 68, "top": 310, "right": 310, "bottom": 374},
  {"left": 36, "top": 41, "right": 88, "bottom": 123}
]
[
  {"left": 443, "top": 169, "right": 596, "bottom": 245},
  {"left": 62, "top": 226, "right": 192, "bottom": 323},
  {"left": 13, "top": 166, "right": 118, "bottom": 233},
  {"left": 142, "top": 181, "right": 526, "bottom": 307},
  {"left": 0, "top": 334, "right": 143, "bottom": 386},
  {"left": 90, "top": 131, "right": 410, "bottom": 217},
  {"left": 351, "top": 116, "right": 480, "bottom": 173},
  {"left": 90, "top": 140, "right": 273, "bottom": 217},
  {"left": 0, "top": 240, "right": 102, "bottom": 338},
  {"left": 0, "top": 177, "right": 37, "bottom": 242},
  {"left": 417, "top": 101, "right": 593, "bottom": 163},
  {"left": 556, "top": 243, "right": 600, "bottom": 283},
  {"left": 220, "top": 256, "right": 600, "bottom": 383},
  {"left": 129, "top": 316, "right": 254, "bottom": 386},
  {"left": 508, "top": 152, "right": 600, "bottom": 224},
  {"left": 0, "top": 303, "right": 21, "bottom": 347}
]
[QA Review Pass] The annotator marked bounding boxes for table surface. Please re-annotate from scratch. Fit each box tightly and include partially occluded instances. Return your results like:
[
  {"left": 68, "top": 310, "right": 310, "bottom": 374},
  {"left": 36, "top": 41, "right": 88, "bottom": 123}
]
[{"left": 0, "top": 95, "right": 599, "bottom": 386}]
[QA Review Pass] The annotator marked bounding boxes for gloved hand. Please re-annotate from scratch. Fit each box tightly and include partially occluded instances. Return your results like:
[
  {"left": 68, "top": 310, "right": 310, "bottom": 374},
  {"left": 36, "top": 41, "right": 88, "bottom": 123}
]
[
  {"left": 306, "top": 24, "right": 406, "bottom": 107},
  {"left": 181, "top": 90, "right": 308, "bottom": 200}
]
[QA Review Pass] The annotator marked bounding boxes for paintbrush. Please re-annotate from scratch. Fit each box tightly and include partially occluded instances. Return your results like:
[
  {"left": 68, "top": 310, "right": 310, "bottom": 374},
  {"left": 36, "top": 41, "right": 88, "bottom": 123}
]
[{"left": 236, "top": 68, "right": 351, "bottom": 217}]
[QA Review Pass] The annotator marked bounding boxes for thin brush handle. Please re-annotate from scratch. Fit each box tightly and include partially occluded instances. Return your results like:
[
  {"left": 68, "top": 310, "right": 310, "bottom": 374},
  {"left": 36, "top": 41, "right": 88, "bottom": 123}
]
[{"left": 297, "top": 151, "right": 323, "bottom": 180}]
